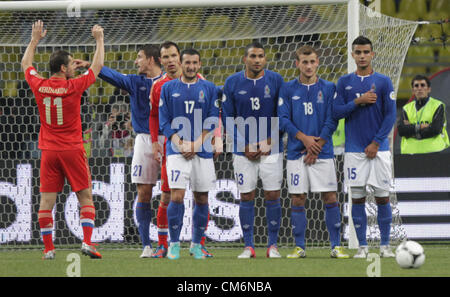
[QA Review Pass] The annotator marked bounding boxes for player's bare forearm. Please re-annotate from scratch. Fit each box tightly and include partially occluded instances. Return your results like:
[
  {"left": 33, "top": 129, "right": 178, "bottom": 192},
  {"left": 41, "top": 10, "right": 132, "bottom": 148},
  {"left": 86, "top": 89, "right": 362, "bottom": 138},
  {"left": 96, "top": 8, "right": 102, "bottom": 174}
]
[
  {"left": 22, "top": 20, "right": 47, "bottom": 71},
  {"left": 296, "top": 131, "right": 321, "bottom": 155},
  {"left": 90, "top": 25, "right": 105, "bottom": 77}
]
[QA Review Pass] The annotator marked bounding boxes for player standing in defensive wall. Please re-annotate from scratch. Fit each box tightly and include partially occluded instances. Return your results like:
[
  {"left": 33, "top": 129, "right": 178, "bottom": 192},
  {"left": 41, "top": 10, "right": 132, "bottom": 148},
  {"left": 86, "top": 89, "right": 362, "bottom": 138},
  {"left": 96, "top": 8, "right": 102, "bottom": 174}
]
[
  {"left": 333, "top": 36, "right": 396, "bottom": 258},
  {"left": 222, "top": 42, "right": 284, "bottom": 259},
  {"left": 278, "top": 45, "right": 349, "bottom": 259},
  {"left": 97, "top": 45, "right": 163, "bottom": 258},
  {"left": 158, "top": 48, "right": 219, "bottom": 260},
  {"left": 149, "top": 42, "right": 214, "bottom": 258},
  {"left": 22, "top": 21, "right": 104, "bottom": 259}
]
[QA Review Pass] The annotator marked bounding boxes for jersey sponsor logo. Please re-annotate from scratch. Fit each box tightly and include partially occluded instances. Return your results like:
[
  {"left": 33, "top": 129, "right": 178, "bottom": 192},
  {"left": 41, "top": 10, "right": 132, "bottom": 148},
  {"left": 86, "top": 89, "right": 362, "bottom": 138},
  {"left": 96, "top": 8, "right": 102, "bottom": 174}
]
[
  {"left": 264, "top": 85, "right": 271, "bottom": 98},
  {"left": 390, "top": 91, "right": 396, "bottom": 100},
  {"left": 172, "top": 93, "right": 181, "bottom": 98},
  {"left": 292, "top": 95, "right": 300, "bottom": 100},
  {"left": 140, "top": 86, "right": 147, "bottom": 91},
  {"left": 238, "top": 90, "right": 247, "bottom": 95},
  {"left": 345, "top": 85, "right": 353, "bottom": 90},
  {"left": 278, "top": 97, "right": 284, "bottom": 106}
]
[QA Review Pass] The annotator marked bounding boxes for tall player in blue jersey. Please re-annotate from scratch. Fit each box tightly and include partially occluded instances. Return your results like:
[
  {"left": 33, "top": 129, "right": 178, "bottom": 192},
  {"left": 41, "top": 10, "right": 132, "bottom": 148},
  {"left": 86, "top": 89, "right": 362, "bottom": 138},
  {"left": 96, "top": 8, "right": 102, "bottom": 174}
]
[
  {"left": 278, "top": 45, "right": 349, "bottom": 259},
  {"left": 222, "top": 42, "right": 284, "bottom": 259},
  {"left": 333, "top": 36, "right": 396, "bottom": 258},
  {"left": 98, "top": 45, "right": 163, "bottom": 258},
  {"left": 159, "top": 49, "right": 219, "bottom": 260}
]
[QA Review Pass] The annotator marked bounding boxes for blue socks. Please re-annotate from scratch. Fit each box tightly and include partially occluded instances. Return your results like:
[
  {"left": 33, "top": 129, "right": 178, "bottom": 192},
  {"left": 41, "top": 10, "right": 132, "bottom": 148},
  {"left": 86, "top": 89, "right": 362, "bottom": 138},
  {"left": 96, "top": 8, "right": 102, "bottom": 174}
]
[
  {"left": 377, "top": 202, "right": 392, "bottom": 246},
  {"left": 239, "top": 200, "right": 255, "bottom": 248},
  {"left": 192, "top": 203, "right": 209, "bottom": 244},
  {"left": 167, "top": 201, "right": 185, "bottom": 243},
  {"left": 291, "top": 205, "right": 306, "bottom": 250},
  {"left": 352, "top": 203, "right": 368, "bottom": 246},
  {"left": 266, "top": 198, "right": 281, "bottom": 247},
  {"left": 325, "top": 202, "right": 341, "bottom": 249},
  {"left": 136, "top": 202, "right": 151, "bottom": 247}
]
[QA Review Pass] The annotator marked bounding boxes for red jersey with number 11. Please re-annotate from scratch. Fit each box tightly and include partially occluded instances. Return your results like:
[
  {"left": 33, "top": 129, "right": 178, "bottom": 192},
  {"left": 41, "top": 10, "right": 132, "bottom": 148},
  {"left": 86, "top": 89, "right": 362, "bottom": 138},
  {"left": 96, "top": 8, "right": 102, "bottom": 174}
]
[{"left": 25, "top": 66, "right": 96, "bottom": 151}]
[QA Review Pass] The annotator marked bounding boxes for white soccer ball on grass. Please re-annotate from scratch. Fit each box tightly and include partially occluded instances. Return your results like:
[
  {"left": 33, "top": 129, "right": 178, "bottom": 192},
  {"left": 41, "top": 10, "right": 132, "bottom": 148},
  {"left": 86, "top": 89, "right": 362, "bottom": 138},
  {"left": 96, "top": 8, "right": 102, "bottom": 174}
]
[{"left": 395, "top": 240, "right": 425, "bottom": 269}]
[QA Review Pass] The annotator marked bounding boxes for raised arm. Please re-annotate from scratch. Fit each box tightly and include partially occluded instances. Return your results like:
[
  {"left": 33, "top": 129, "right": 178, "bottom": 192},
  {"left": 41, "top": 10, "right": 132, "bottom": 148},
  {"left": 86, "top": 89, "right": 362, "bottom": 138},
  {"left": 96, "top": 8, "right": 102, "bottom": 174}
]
[
  {"left": 21, "top": 20, "right": 47, "bottom": 72},
  {"left": 89, "top": 25, "right": 105, "bottom": 78}
]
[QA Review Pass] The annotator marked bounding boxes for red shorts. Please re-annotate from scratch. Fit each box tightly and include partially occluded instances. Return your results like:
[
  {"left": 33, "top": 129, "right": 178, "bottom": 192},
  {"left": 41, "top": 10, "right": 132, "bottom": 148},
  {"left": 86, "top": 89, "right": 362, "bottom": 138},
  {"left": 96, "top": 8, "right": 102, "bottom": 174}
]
[
  {"left": 160, "top": 140, "right": 170, "bottom": 193},
  {"left": 40, "top": 149, "right": 91, "bottom": 193}
]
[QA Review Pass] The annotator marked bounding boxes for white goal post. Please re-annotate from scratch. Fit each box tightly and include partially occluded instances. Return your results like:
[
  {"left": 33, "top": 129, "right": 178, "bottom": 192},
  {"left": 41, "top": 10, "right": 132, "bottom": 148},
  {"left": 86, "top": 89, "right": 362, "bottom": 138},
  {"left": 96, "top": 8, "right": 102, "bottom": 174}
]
[{"left": 0, "top": 0, "right": 414, "bottom": 249}]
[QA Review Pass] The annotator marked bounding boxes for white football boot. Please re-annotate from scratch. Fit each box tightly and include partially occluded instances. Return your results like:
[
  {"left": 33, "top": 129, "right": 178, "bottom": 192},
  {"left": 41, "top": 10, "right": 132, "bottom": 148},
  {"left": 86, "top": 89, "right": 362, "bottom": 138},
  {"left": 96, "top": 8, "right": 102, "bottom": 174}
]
[
  {"left": 353, "top": 246, "right": 369, "bottom": 258},
  {"left": 380, "top": 245, "right": 395, "bottom": 258}
]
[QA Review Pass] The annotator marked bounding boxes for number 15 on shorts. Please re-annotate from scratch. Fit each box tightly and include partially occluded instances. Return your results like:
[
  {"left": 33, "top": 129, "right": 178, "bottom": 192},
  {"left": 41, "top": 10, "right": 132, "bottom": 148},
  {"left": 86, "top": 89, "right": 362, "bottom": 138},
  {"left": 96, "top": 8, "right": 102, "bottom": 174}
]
[{"left": 347, "top": 167, "right": 357, "bottom": 180}]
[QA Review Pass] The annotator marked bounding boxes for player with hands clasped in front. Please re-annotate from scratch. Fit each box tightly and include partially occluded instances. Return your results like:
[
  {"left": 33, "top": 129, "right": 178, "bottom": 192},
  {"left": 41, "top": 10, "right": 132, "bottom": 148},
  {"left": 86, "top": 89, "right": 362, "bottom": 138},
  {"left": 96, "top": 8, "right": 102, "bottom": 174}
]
[{"left": 278, "top": 45, "right": 349, "bottom": 259}]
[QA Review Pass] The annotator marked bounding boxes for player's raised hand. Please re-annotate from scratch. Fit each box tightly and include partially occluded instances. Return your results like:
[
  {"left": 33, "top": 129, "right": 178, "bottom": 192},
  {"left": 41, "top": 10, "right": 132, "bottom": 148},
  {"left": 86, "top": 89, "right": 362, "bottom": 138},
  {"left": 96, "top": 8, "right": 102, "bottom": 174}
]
[
  {"left": 91, "top": 24, "right": 104, "bottom": 41},
  {"left": 73, "top": 59, "right": 90, "bottom": 69},
  {"left": 31, "top": 20, "right": 47, "bottom": 42}
]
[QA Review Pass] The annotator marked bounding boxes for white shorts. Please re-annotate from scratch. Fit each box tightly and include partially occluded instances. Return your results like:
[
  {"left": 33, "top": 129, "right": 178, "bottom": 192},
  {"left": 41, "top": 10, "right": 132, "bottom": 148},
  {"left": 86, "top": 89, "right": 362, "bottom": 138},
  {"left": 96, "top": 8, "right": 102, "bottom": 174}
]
[
  {"left": 131, "top": 133, "right": 164, "bottom": 184},
  {"left": 232, "top": 153, "right": 283, "bottom": 193},
  {"left": 344, "top": 151, "right": 393, "bottom": 191},
  {"left": 166, "top": 154, "right": 216, "bottom": 192},
  {"left": 286, "top": 157, "right": 337, "bottom": 194}
]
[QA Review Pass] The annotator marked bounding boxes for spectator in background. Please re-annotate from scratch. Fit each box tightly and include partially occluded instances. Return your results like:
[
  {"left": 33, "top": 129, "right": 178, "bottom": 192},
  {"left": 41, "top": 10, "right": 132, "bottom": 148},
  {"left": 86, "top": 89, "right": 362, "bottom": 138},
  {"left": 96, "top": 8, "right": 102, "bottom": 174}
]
[
  {"left": 397, "top": 74, "right": 449, "bottom": 154},
  {"left": 99, "top": 101, "right": 134, "bottom": 156}
]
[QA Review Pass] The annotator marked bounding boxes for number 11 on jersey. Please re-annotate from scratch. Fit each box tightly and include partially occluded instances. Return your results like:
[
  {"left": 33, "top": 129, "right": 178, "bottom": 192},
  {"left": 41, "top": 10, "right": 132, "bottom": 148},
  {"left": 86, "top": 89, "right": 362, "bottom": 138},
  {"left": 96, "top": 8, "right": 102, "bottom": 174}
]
[{"left": 43, "top": 96, "right": 63, "bottom": 125}]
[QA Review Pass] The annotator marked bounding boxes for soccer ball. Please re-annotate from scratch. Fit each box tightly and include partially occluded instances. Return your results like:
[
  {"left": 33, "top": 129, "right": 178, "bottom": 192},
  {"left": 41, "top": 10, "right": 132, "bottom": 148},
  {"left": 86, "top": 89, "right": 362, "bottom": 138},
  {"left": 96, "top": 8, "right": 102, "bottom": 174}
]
[{"left": 395, "top": 240, "right": 425, "bottom": 269}]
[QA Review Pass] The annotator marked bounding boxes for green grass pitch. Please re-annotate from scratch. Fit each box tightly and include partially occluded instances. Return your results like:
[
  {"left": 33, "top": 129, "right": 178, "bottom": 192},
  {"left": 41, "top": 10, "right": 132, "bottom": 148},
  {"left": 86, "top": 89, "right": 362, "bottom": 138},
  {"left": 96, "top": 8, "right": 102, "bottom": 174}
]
[{"left": 2, "top": 244, "right": 450, "bottom": 277}]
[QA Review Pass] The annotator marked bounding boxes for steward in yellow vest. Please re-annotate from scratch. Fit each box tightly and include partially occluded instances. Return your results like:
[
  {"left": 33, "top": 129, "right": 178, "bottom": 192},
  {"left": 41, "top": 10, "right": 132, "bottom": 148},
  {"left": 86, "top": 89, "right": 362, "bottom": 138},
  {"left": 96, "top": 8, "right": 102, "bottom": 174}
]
[{"left": 397, "top": 75, "right": 449, "bottom": 154}]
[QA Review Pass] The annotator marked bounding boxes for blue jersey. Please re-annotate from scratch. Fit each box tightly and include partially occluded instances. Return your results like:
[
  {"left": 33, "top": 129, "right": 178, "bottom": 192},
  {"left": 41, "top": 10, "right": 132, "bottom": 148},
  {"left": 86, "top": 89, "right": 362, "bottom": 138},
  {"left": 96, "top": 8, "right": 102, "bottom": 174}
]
[
  {"left": 159, "top": 78, "right": 220, "bottom": 158},
  {"left": 332, "top": 72, "right": 396, "bottom": 152},
  {"left": 98, "top": 66, "right": 163, "bottom": 134},
  {"left": 278, "top": 78, "right": 337, "bottom": 160},
  {"left": 222, "top": 70, "right": 284, "bottom": 155}
]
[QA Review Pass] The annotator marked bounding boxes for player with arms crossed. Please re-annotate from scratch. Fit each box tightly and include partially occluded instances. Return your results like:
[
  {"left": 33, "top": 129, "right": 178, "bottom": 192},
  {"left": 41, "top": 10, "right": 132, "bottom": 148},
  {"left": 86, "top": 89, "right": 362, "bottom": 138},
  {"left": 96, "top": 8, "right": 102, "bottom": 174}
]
[
  {"left": 159, "top": 49, "right": 219, "bottom": 260},
  {"left": 222, "top": 42, "right": 284, "bottom": 258},
  {"left": 149, "top": 42, "right": 215, "bottom": 258},
  {"left": 98, "top": 45, "right": 163, "bottom": 258},
  {"left": 22, "top": 21, "right": 104, "bottom": 259},
  {"left": 278, "top": 45, "right": 349, "bottom": 259},
  {"left": 333, "top": 36, "right": 396, "bottom": 258}
]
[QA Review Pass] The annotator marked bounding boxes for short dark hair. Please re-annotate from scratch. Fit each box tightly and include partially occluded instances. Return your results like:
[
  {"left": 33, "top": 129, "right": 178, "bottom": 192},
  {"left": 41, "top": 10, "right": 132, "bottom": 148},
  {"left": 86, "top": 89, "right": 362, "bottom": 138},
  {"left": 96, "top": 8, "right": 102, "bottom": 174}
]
[
  {"left": 244, "top": 41, "right": 265, "bottom": 57},
  {"left": 159, "top": 41, "right": 180, "bottom": 56},
  {"left": 295, "top": 45, "right": 318, "bottom": 61},
  {"left": 180, "top": 48, "right": 201, "bottom": 62},
  {"left": 411, "top": 74, "right": 431, "bottom": 88},
  {"left": 140, "top": 44, "right": 161, "bottom": 67},
  {"left": 352, "top": 36, "right": 373, "bottom": 51},
  {"left": 49, "top": 50, "right": 71, "bottom": 74}
]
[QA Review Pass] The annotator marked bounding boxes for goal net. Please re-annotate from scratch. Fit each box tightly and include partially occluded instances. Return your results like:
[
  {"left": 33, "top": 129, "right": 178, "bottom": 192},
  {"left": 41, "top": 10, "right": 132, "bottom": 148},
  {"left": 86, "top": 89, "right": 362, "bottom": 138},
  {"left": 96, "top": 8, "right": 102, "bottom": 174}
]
[{"left": 0, "top": 0, "right": 416, "bottom": 250}]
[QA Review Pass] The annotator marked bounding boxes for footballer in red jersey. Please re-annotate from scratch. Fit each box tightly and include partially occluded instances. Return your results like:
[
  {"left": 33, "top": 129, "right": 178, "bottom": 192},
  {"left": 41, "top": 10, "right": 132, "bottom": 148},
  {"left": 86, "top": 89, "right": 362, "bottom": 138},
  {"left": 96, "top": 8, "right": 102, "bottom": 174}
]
[{"left": 22, "top": 20, "right": 105, "bottom": 260}]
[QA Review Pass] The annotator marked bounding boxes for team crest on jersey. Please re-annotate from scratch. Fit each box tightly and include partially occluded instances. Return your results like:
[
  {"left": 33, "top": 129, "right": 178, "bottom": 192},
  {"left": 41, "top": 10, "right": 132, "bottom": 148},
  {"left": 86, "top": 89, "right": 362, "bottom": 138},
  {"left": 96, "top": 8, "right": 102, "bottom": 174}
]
[
  {"left": 370, "top": 83, "right": 376, "bottom": 92},
  {"left": 264, "top": 85, "right": 271, "bottom": 98},
  {"left": 317, "top": 90, "right": 324, "bottom": 103},
  {"left": 199, "top": 90, "right": 205, "bottom": 103},
  {"left": 29, "top": 69, "right": 38, "bottom": 76}
]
